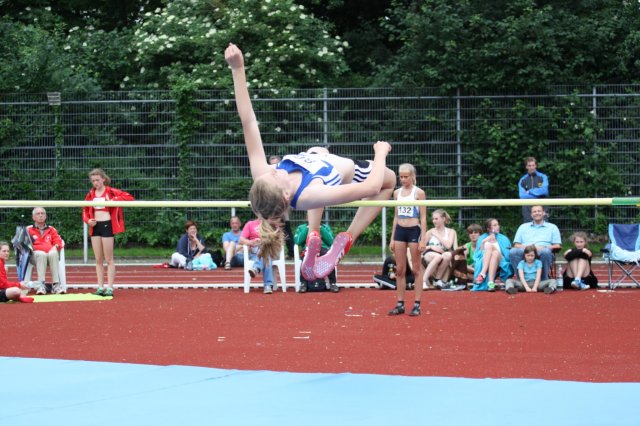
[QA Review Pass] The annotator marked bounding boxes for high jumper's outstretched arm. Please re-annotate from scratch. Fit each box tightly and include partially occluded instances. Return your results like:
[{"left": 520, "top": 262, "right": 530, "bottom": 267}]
[{"left": 225, "top": 43, "right": 271, "bottom": 180}]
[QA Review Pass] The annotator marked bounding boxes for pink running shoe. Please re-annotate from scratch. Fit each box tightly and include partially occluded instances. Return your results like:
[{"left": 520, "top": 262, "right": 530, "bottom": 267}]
[
  {"left": 301, "top": 230, "right": 322, "bottom": 281},
  {"left": 313, "top": 232, "right": 353, "bottom": 279}
]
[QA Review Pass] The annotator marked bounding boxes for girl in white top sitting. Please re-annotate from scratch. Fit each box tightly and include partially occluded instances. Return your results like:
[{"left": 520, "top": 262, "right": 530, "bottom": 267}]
[
  {"left": 421, "top": 209, "right": 458, "bottom": 289},
  {"left": 388, "top": 164, "right": 427, "bottom": 316}
]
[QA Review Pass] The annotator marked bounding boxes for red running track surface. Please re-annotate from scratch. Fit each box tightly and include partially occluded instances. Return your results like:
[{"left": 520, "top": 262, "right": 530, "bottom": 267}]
[{"left": 2, "top": 286, "right": 639, "bottom": 383}]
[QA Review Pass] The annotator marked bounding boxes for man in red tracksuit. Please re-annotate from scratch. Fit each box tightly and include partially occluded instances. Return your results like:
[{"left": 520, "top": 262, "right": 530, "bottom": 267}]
[{"left": 27, "top": 207, "right": 64, "bottom": 294}]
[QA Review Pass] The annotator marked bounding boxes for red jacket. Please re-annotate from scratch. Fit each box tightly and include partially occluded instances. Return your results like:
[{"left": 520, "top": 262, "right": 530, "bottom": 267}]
[
  {"left": 0, "top": 258, "right": 20, "bottom": 290},
  {"left": 27, "top": 224, "right": 64, "bottom": 253},
  {"left": 82, "top": 186, "right": 135, "bottom": 236}
]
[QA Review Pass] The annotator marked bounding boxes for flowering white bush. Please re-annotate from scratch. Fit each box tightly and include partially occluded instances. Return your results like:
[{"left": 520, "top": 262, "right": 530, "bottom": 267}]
[{"left": 130, "top": 0, "right": 348, "bottom": 89}]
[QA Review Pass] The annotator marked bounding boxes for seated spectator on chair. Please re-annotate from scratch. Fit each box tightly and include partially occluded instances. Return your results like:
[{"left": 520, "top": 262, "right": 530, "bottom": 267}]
[
  {"left": 0, "top": 241, "right": 34, "bottom": 303},
  {"left": 170, "top": 220, "right": 206, "bottom": 269},
  {"left": 505, "top": 245, "right": 556, "bottom": 294},
  {"left": 509, "top": 205, "right": 561, "bottom": 281},
  {"left": 27, "top": 207, "right": 64, "bottom": 294},
  {"left": 240, "top": 218, "right": 276, "bottom": 294},
  {"left": 421, "top": 209, "right": 458, "bottom": 290},
  {"left": 222, "top": 216, "right": 244, "bottom": 270},
  {"left": 294, "top": 223, "right": 338, "bottom": 293},
  {"left": 471, "top": 218, "right": 512, "bottom": 292},
  {"left": 563, "top": 231, "right": 597, "bottom": 290}
]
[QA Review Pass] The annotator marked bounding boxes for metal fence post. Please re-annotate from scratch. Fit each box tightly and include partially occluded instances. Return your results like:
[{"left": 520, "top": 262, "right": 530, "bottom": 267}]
[
  {"left": 456, "top": 89, "right": 463, "bottom": 227},
  {"left": 83, "top": 222, "right": 88, "bottom": 264}
]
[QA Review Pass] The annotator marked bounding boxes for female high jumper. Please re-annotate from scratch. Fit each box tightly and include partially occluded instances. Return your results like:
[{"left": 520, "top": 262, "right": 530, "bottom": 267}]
[{"left": 225, "top": 43, "right": 396, "bottom": 280}]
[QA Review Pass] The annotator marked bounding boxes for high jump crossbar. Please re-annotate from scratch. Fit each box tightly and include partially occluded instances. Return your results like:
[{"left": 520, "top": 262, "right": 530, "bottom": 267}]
[{"left": 0, "top": 197, "right": 638, "bottom": 208}]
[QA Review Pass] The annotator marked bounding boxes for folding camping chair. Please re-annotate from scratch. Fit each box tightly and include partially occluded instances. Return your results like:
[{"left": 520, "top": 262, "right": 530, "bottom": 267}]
[{"left": 601, "top": 224, "right": 640, "bottom": 290}]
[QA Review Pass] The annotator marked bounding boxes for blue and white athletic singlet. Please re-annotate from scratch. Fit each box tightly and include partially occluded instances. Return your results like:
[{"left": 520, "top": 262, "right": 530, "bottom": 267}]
[
  {"left": 276, "top": 153, "right": 342, "bottom": 208},
  {"left": 397, "top": 186, "right": 419, "bottom": 219}
]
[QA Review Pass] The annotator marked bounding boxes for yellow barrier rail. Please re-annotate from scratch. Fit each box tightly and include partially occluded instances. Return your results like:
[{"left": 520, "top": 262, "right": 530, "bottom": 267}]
[{"left": 0, "top": 197, "right": 638, "bottom": 208}]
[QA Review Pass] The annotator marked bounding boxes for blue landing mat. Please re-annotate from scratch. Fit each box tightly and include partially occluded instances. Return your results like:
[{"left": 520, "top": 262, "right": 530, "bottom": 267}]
[{"left": 1, "top": 357, "right": 638, "bottom": 426}]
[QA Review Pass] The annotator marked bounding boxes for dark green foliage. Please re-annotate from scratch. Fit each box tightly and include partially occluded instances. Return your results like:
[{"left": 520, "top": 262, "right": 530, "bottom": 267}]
[{"left": 378, "top": 0, "right": 640, "bottom": 91}]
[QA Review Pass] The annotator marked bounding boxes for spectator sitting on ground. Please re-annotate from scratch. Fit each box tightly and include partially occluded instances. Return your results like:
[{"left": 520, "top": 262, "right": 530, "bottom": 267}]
[
  {"left": 240, "top": 217, "right": 277, "bottom": 294},
  {"left": 456, "top": 223, "right": 482, "bottom": 282},
  {"left": 222, "top": 216, "right": 244, "bottom": 270},
  {"left": 471, "top": 218, "right": 512, "bottom": 292},
  {"left": 509, "top": 205, "right": 561, "bottom": 281},
  {"left": 170, "top": 220, "right": 206, "bottom": 269},
  {"left": 505, "top": 245, "right": 556, "bottom": 294},
  {"left": 294, "top": 222, "right": 338, "bottom": 293},
  {"left": 0, "top": 241, "right": 34, "bottom": 303},
  {"left": 563, "top": 231, "right": 598, "bottom": 290},
  {"left": 421, "top": 209, "right": 458, "bottom": 290},
  {"left": 27, "top": 207, "right": 65, "bottom": 294}
]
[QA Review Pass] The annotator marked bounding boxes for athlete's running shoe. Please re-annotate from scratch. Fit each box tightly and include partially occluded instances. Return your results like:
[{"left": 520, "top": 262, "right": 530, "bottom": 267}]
[
  {"left": 301, "top": 230, "right": 321, "bottom": 281},
  {"left": 313, "top": 232, "right": 353, "bottom": 279}
]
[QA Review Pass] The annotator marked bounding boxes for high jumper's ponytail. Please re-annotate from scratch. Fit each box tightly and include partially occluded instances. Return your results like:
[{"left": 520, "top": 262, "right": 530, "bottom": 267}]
[
  {"left": 257, "top": 219, "right": 284, "bottom": 261},
  {"left": 249, "top": 179, "right": 289, "bottom": 261}
]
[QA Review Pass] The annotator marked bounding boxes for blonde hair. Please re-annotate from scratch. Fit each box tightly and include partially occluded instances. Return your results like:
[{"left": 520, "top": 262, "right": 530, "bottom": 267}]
[
  {"left": 256, "top": 220, "right": 285, "bottom": 261},
  {"left": 89, "top": 168, "right": 111, "bottom": 186},
  {"left": 249, "top": 179, "right": 289, "bottom": 260},
  {"left": 432, "top": 208, "right": 452, "bottom": 225},
  {"left": 398, "top": 163, "right": 416, "bottom": 185}
]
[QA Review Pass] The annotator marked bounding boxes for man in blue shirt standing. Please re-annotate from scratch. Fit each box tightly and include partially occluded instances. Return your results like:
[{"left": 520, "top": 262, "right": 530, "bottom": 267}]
[
  {"left": 509, "top": 205, "right": 562, "bottom": 280},
  {"left": 518, "top": 156, "right": 549, "bottom": 222}
]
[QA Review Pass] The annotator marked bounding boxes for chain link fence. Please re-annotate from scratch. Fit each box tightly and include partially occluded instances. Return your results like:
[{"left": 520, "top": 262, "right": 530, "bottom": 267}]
[{"left": 1, "top": 86, "right": 639, "bottom": 247}]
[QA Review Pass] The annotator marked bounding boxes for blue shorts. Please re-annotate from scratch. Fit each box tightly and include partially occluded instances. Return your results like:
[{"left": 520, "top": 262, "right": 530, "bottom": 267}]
[
  {"left": 393, "top": 225, "right": 421, "bottom": 243},
  {"left": 0, "top": 289, "right": 10, "bottom": 303}
]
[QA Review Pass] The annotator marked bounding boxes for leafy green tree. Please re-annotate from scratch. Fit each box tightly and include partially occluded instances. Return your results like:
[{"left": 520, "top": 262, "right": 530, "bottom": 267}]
[
  {"left": 298, "top": 0, "right": 394, "bottom": 86},
  {"left": 0, "top": 17, "right": 99, "bottom": 93},
  {"left": 128, "top": 0, "right": 349, "bottom": 90},
  {"left": 377, "top": 0, "right": 640, "bottom": 91},
  {"left": 0, "top": 0, "right": 164, "bottom": 30}
]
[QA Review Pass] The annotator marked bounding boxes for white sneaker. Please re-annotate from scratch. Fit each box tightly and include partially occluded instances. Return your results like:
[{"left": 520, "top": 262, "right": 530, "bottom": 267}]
[
  {"left": 34, "top": 281, "right": 47, "bottom": 295},
  {"left": 263, "top": 285, "right": 273, "bottom": 294}
]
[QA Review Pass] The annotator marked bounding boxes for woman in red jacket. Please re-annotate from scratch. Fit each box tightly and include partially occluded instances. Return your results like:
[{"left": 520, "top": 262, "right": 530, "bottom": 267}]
[
  {"left": 82, "top": 168, "right": 134, "bottom": 297},
  {"left": 0, "top": 241, "right": 34, "bottom": 303}
]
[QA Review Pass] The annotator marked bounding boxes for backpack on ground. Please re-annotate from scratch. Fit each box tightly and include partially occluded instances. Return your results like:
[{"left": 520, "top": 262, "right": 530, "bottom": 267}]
[{"left": 373, "top": 255, "right": 414, "bottom": 290}]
